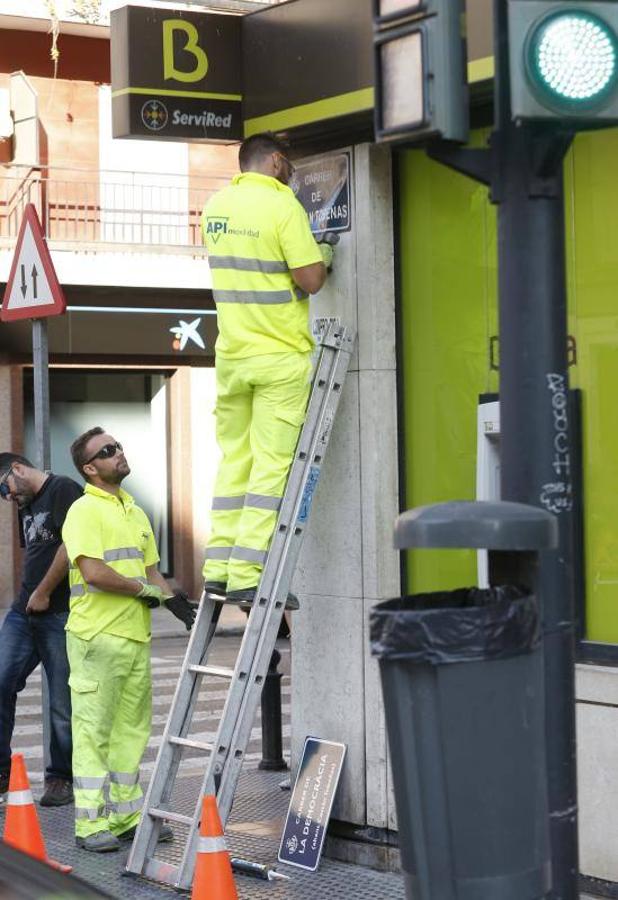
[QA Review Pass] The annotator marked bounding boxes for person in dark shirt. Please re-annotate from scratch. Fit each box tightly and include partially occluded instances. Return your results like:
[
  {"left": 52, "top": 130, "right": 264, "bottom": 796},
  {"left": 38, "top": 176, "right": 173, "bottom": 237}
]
[{"left": 0, "top": 452, "right": 83, "bottom": 809}]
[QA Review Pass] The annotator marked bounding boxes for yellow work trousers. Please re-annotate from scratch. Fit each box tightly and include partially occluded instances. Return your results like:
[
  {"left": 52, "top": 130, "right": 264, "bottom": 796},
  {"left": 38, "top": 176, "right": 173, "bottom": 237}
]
[
  {"left": 203, "top": 350, "right": 313, "bottom": 591},
  {"left": 67, "top": 631, "right": 151, "bottom": 838}
]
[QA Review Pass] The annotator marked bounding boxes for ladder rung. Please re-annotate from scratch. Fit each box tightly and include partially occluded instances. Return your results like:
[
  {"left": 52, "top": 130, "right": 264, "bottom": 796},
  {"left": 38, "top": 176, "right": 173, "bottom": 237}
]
[
  {"left": 143, "top": 857, "right": 179, "bottom": 886},
  {"left": 148, "top": 807, "right": 193, "bottom": 827},
  {"left": 188, "top": 664, "right": 235, "bottom": 679},
  {"left": 168, "top": 736, "right": 213, "bottom": 752}
]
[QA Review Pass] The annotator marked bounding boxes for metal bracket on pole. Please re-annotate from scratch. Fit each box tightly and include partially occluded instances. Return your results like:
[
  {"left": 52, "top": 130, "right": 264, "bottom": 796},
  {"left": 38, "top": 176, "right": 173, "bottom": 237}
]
[
  {"left": 528, "top": 130, "right": 575, "bottom": 196},
  {"left": 426, "top": 141, "right": 492, "bottom": 187}
]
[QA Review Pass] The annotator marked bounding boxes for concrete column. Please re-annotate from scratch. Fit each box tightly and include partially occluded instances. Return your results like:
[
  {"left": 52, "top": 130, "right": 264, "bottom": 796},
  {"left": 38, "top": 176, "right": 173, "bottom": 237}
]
[
  {"left": 190, "top": 366, "right": 218, "bottom": 590},
  {"left": 0, "top": 362, "right": 24, "bottom": 608},
  {"left": 169, "top": 366, "right": 197, "bottom": 597},
  {"left": 291, "top": 144, "right": 400, "bottom": 846}
]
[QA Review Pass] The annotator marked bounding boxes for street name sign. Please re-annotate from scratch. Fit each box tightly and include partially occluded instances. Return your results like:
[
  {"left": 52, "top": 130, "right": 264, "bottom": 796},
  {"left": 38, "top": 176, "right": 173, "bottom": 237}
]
[
  {"left": 1, "top": 204, "right": 66, "bottom": 322},
  {"left": 292, "top": 153, "right": 351, "bottom": 235},
  {"left": 278, "top": 737, "right": 346, "bottom": 872}
]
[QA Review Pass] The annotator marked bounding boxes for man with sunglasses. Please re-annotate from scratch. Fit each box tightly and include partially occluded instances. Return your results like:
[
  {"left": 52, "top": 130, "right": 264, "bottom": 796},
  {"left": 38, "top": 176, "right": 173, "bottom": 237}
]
[
  {"left": 0, "top": 452, "right": 82, "bottom": 810},
  {"left": 61, "top": 427, "right": 195, "bottom": 853},
  {"left": 201, "top": 132, "right": 333, "bottom": 608}
]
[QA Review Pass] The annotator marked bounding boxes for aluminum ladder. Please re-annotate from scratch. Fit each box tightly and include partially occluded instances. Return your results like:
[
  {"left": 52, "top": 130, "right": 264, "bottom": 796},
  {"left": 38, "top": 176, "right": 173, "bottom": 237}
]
[{"left": 125, "top": 322, "right": 356, "bottom": 890}]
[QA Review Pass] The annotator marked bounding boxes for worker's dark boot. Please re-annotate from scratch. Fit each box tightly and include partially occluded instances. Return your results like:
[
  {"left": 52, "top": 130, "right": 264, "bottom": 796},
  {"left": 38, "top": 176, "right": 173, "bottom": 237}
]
[
  {"left": 40, "top": 777, "right": 74, "bottom": 807},
  {"left": 225, "top": 588, "right": 300, "bottom": 611},
  {"left": 76, "top": 831, "right": 120, "bottom": 853},
  {"left": 204, "top": 580, "right": 226, "bottom": 599}
]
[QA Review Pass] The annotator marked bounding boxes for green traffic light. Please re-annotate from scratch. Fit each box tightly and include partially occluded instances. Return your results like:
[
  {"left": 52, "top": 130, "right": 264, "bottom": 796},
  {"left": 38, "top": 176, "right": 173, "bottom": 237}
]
[{"left": 527, "top": 9, "right": 618, "bottom": 108}]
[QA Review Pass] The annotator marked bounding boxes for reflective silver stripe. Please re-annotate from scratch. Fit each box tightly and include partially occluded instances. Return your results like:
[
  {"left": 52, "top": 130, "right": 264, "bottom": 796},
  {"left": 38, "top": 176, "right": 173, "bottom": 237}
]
[
  {"left": 209, "top": 255, "right": 288, "bottom": 274},
  {"left": 104, "top": 547, "right": 144, "bottom": 562},
  {"left": 213, "top": 289, "right": 292, "bottom": 305},
  {"left": 197, "top": 836, "right": 227, "bottom": 854},
  {"left": 74, "top": 775, "right": 107, "bottom": 790},
  {"left": 110, "top": 770, "right": 139, "bottom": 786},
  {"left": 205, "top": 547, "right": 232, "bottom": 560},
  {"left": 7, "top": 789, "right": 33, "bottom": 806},
  {"left": 109, "top": 796, "right": 143, "bottom": 815},
  {"left": 75, "top": 805, "right": 105, "bottom": 820},
  {"left": 244, "top": 493, "right": 281, "bottom": 512},
  {"left": 231, "top": 546, "right": 267, "bottom": 565},
  {"left": 212, "top": 496, "right": 245, "bottom": 511}
]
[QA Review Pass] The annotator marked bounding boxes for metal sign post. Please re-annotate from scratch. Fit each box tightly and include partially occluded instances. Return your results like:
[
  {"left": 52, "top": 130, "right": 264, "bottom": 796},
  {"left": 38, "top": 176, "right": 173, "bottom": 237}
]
[
  {"left": 1, "top": 204, "right": 66, "bottom": 788},
  {"left": 32, "top": 317, "right": 52, "bottom": 776},
  {"left": 32, "top": 319, "right": 51, "bottom": 471}
]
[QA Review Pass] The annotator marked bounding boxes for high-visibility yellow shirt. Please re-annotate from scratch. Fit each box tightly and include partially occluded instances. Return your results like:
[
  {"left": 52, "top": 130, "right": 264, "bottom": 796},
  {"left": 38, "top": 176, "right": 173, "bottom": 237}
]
[
  {"left": 62, "top": 484, "right": 159, "bottom": 643},
  {"left": 201, "top": 172, "right": 323, "bottom": 359}
]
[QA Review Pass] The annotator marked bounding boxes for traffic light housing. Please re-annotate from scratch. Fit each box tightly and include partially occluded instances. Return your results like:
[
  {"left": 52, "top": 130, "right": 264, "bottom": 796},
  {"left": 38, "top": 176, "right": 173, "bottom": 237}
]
[
  {"left": 373, "top": 0, "right": 468, "bottom": 144},
  {"left": 508, "top": 1, "right": 618, "bottom": 123}
]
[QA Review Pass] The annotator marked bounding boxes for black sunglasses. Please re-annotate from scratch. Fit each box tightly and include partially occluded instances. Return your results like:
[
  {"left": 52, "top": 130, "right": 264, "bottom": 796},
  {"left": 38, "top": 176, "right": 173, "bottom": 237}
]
[
  {"left": 85, "top": 442, "right": 123, "bottom": 465},
  {"left": 0, "top": 467, "right": 13, "bottom": 499}
]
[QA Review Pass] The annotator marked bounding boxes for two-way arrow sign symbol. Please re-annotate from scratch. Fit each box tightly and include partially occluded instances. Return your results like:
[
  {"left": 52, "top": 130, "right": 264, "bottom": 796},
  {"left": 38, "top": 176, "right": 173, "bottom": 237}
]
[{"left": 20, "top": 264, "right": 39, "bottom": 299}]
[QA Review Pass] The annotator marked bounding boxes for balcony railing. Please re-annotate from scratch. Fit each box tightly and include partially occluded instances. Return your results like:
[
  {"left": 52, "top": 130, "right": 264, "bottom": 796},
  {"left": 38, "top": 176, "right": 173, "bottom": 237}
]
[{"left": 0, "top": 165, "right": 229, "bottom": 251}]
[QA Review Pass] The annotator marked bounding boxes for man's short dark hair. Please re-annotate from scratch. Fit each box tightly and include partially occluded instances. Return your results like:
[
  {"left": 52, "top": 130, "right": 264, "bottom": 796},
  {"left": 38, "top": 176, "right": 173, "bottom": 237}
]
[
  {"left": 70, "top": 427, "right": 105, "bottom": 479},
  {"left": 238, "top": 132, "right": 289, "bottom": 172},
  {"left": 0, "top": 452, "right": 34, "bottom": 476}
]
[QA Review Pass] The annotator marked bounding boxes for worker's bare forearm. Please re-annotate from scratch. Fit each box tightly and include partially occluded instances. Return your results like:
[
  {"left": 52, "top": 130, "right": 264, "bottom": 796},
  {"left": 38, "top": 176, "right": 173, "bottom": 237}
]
[
  {"left": 76, "top": 556, "right": 143, "bottom": 597},
  {"left": 27, "top": 545, "right": 71, "bottom": 612},
  {"left": 146, "top": 565, "right": 174, "bottom": 597},
  {"left": 291, "top": 261, "right": 327, "bottom": 294},
  {"left": 37, "top": 544, "right": 70, "bottom": 595}
]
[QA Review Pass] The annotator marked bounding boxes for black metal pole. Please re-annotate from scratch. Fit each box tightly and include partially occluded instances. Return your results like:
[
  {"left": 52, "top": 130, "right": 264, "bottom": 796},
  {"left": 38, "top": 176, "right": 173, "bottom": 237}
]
[
  {"left": 493, "top": 2, "right": 578, "bottom": 897},
  {"left": 258, "top": 648, "right": 287, "bottom": 772}
]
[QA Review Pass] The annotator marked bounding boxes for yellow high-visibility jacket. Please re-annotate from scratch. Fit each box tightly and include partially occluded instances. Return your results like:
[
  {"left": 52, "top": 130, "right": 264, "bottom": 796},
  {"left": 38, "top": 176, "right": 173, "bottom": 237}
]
[{"left": 201, "top": 172, "right": 323, "bottom": 359}]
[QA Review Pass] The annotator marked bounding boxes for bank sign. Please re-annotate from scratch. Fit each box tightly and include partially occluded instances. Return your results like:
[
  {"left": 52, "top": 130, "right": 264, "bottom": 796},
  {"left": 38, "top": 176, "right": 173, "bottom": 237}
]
[{"left": 111, "top": 7, "right": 242, "bottom": 142}]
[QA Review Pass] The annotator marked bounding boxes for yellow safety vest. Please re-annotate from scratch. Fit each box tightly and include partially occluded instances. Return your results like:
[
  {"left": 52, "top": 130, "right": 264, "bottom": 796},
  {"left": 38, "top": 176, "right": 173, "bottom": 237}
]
[
  {"left": 201, "top": 172, "right": 323, "bottom": 359},
  {"left": 62, "top": 484, "right": 159, "bottom": 642}
]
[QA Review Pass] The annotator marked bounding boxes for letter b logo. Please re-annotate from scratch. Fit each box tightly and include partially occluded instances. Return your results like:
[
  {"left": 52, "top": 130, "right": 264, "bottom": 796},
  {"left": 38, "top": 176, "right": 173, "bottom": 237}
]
[{"left": 162, "top": 20, "right": 208, "bottom": 83}]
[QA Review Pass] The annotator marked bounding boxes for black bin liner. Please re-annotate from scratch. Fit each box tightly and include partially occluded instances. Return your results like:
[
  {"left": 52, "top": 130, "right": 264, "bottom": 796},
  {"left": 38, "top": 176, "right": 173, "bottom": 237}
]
[{"left": 370, "top": 584, "right": 539, "bottom": 665}]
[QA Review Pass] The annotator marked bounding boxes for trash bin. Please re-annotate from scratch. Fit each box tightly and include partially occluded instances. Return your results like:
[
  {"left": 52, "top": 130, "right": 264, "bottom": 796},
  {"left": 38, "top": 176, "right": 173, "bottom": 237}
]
[{"left": 370, "top": 501, "right": 557, "bottom": 900}]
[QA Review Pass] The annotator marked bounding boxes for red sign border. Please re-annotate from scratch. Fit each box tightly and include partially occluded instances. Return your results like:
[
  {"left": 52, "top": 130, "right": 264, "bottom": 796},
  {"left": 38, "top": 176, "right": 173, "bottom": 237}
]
[{"left": 1, "top": 204, "right": 66, "bottom": 322}]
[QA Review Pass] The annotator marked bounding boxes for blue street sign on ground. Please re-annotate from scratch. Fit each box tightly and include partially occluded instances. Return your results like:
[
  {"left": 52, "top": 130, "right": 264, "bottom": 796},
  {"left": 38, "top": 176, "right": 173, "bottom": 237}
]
[{"left": 278, "top": 737, "right": 347, "bottom": 872}]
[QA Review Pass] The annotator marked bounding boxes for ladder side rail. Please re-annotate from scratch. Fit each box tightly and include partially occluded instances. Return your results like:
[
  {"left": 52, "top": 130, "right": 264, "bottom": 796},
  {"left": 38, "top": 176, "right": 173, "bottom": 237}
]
[
  {"left": 126, "top": 592, "right": 219, "bottom": 875},
  {"left": 215, "top": 332, "right": 354, "bottom": 821},
  {"left": 175, "top": 331, "right": 355, "bottom": 889},
  {"left": 176, "top": 329, "right": 345, "bottom": 793},
  {"left": 173, "top": 334, "right": 350, "bottom": 888}
]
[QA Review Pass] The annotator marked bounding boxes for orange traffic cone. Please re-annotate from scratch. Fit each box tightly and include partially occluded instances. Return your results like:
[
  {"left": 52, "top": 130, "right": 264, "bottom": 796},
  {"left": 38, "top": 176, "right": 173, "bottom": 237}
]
[
  {"left": 191, "top": 795, "right": 238, "bottom": 899},
  {"left": 2, "top": 754, "right": 72, "bottom": 874}
]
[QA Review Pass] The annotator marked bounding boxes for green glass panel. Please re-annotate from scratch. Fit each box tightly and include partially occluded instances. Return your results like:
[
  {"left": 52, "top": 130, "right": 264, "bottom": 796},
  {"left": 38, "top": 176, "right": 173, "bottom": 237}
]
[
  {"left": 397, "top": 137, "right": 498, "bottom": 595},
  {"left": 398, "top": 125, "right": 618, "bottom": 644},
  {"left": 566, "top": 128, "right": 618, "bottom": 643}
]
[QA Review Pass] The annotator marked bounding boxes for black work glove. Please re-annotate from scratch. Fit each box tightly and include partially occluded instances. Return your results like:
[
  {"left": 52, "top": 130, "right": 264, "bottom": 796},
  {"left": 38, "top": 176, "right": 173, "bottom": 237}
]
[{"left": 164, "top": 591, "right": 196, "bottom": 631}]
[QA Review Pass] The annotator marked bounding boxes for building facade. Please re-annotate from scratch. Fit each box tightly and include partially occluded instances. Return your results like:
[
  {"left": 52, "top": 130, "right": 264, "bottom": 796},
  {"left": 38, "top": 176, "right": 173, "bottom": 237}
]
[
  {"left": 3, "top": 0, "right": 618, "bottom": 889},
  {"left": 0, "top": 1, "right": 241, "bottom": 606}
]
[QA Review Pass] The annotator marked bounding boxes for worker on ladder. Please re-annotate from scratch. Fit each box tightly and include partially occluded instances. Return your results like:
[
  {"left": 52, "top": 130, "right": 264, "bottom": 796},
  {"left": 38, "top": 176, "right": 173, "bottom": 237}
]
[{"left": 201, "top": 132, "right": 334, "bottom": 608}]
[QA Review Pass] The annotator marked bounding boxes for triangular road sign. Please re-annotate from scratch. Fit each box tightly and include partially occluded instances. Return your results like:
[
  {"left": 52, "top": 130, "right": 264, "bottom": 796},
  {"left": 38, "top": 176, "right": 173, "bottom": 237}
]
[{"left": 1, "top": 204, "right": 66, "bottom": 322}]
